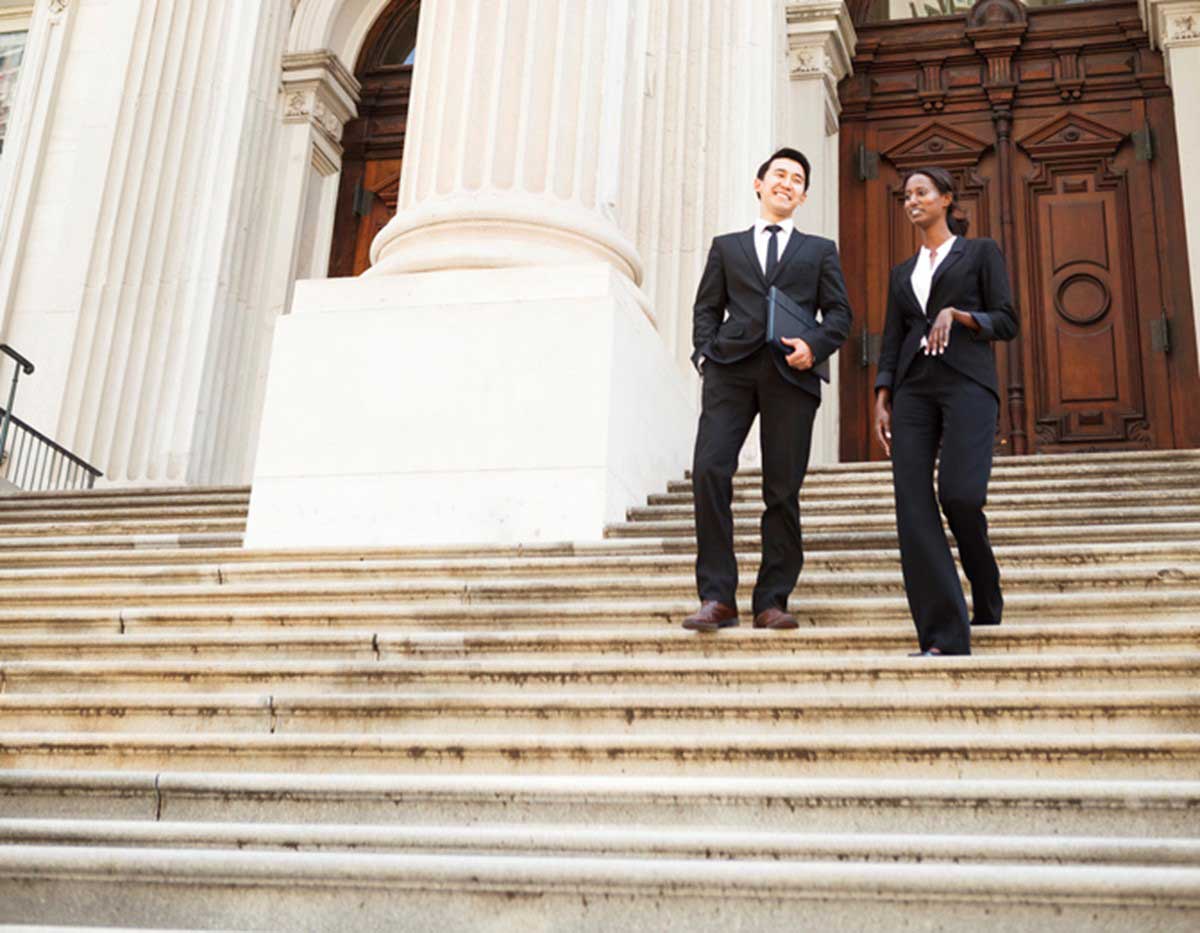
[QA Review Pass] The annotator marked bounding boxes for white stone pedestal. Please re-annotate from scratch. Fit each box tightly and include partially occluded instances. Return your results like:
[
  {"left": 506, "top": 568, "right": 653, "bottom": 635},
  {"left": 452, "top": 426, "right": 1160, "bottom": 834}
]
[{"left": 244, "top": 263, "right": 694, "bottom": 549}]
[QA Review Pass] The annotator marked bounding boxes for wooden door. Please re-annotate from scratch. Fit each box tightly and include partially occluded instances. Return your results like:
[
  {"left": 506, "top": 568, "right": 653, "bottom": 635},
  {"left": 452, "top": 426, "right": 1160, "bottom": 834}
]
[
  {"left": 328, "top": 0, "right": 419, "bottom": 277},
  {"left": 838, "top": 0, "right": 1200, "bottom": 460}
]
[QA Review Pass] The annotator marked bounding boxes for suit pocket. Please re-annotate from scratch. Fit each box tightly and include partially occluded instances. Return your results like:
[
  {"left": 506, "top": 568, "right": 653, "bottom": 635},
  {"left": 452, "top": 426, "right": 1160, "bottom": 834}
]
[{"left": 717, "top": 322, "right": 745, "bottom": 339}]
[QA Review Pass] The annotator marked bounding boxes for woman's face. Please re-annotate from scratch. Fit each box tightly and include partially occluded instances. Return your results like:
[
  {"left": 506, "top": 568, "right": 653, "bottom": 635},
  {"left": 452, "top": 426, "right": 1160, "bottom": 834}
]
[{"left": 903, "top": 174, "right": 953, "bottom": 229}]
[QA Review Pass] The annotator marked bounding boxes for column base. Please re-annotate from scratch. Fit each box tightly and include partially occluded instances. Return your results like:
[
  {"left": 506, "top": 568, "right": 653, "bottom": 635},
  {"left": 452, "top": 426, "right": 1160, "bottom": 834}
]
[{"left": 245, "top": 263, "right": 694, "bottom": 549}]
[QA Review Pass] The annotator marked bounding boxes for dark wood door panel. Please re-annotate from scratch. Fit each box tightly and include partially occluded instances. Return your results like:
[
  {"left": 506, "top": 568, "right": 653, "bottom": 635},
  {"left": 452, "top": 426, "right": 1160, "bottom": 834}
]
[{"left": 837, "top": 0, "right": 1198, "bottom": 459}]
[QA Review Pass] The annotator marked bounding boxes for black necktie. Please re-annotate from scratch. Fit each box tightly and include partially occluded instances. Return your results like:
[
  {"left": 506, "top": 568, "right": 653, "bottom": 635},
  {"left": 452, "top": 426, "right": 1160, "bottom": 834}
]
[{"left": 765, "top": 224, "right": 781, "bottom": 279}]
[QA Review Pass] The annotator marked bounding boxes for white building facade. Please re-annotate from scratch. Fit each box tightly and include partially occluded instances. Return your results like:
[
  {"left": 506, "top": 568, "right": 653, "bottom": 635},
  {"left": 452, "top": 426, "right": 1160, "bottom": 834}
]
[{"left": 0, "top": 0, "right": 1196, "bottom": 546}]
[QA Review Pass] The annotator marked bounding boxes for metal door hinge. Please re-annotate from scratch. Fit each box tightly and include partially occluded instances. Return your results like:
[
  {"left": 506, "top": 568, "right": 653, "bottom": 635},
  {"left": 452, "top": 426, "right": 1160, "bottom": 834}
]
[
  {"left": 1151, "top": 309, "right": 1172, "bottom": 354},
  {"left": 856, "top": 144, "right": 879, "bottom": 182},
  {"left": 1133, "top": 123, "right": 1154, "bottom": 162},
  {"left": 860, "top": 330, "right": 882, "bottom": 367},
  {"left": 353, "top": 180, "right": 376, "bottom": 217}
]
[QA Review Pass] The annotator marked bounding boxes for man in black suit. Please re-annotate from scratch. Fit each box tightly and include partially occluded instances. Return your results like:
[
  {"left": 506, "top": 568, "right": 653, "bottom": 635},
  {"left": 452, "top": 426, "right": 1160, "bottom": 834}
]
[{"left": 683, "top": 147, "right": 853, "bottom": 632}]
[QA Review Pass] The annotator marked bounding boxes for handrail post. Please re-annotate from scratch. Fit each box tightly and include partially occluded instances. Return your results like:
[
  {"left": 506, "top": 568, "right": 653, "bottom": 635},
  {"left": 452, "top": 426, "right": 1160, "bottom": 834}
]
[
  {"left": 0, "top": 363, "right": 20, "bottom": 473},
  {"left": 0, "top": 344, "right": 36, "bottom": 477}
]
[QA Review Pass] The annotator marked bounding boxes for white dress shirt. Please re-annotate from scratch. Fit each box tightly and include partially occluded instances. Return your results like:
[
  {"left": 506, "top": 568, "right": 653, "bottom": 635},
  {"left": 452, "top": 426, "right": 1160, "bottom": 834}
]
[
  {"left": 754, "top": 217, "right": 795, "bottom": 275},
  {"left": 910, "top": 235, "right": 955, "bottom": 313}
]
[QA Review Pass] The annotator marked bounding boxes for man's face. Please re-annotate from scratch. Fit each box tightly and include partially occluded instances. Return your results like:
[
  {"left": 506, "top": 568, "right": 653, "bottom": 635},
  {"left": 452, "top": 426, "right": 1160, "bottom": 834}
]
[{"left": 754, "top": 158, "right": 808, "bottom": 216}]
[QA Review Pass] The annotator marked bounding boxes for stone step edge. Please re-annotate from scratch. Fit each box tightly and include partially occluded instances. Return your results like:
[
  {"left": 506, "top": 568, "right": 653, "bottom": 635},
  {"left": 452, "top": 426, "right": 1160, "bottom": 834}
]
[
  {"left": 0, "top": 540, "right": 1197, "bottom": 581},
  {"left": 5, "top": 730, "right": 1199, "bottom": 755},
  {"left": 4, "top": 769, "right": 1195, "bottom": 805},
  {"left": 2, "top": 650, "right": 1195, "bottom": 675},
  {"left": 0, "top": 688, "right": 1194, "bottom": 715},
  {"left": 1, "top": 844, "right": 1198, "bottom": 905},
  {"left": 1, "top": 619, "right": 1192, "bottom": 651},
  {"left": 2, "top": 563, "right": 1197, "bottom": 604},
  {"left": 1, "top": 521, "right": 1196, "bottom": 562},
  {"left": 2, "top": 819, "right": 1197, "bottom": 866}
]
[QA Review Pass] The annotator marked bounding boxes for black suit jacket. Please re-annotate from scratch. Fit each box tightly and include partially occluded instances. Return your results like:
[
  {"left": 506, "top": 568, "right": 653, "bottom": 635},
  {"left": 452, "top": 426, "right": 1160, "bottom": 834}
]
[
  {"left": 875, "top": 237, "right": 1018, "bottom": 400},
  {"left": 691, "top": 227, "right": 853, "bottom": 399}
]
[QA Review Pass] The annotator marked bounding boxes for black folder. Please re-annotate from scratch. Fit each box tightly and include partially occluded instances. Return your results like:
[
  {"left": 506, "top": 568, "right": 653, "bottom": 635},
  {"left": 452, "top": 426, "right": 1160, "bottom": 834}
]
[{"left": 767, "top": 286, "right": 830, "bottom": 382}]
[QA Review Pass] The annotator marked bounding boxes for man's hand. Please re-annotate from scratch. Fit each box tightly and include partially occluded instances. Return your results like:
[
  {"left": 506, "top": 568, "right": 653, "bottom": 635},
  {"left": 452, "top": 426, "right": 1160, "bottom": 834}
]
[
  {"left": 781, "top": 336, "right": 814, "bottom": 371},
  {"left": 874, "top": 389, "right": 893, "bottom": 458}
]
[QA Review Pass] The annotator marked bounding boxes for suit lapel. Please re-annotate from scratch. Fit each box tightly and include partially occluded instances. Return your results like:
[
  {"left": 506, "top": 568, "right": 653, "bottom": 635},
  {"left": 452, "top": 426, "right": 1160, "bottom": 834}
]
[
  {"left": 899, "top": 254, "right": 921, "bottom": 314},
  {"left": 737, "top": 227, "right": 768, "bottom": 288},
  {"left": 926, "top": 237, "right": 965, "bottom": 316},
  {"left": 766, "top": 229, "right": 806, "bottom": 287}
]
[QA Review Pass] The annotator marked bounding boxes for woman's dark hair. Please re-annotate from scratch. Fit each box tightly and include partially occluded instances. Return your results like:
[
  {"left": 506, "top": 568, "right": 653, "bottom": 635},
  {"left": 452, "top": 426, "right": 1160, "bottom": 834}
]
[{"left": 902, "top": 166, "right": 969, "bottom": 236}]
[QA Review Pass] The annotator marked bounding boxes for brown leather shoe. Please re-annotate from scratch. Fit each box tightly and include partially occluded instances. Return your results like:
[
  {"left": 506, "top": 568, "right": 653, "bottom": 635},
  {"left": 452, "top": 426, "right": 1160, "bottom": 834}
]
[
  {"left": 682, "top": 601, "right": 739, "bottom": 632},
  {"left": 753, "top": 608, "right": 799, "bottom": 630}
]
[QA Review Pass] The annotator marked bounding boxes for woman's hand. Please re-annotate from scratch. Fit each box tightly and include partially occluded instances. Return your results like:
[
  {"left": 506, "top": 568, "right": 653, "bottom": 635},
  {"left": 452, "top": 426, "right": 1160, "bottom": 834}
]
[
  {"left": 925, "top": 307, "right": 956, "bottom": 355},
  {"left": 926, "top": 306, "right": 981, "bottom": 355},
  {"left": 874, "top": 389, "right": 893, "bottom": 458}
]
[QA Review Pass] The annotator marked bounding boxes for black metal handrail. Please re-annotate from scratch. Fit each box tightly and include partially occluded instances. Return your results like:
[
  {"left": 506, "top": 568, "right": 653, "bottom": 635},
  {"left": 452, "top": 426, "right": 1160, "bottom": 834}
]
[
  {"left": 0, "top": 405, "right": 102, "bottom": 491},
  {"left": 1, "top": 344, "right": 103, "bottom": 492}
]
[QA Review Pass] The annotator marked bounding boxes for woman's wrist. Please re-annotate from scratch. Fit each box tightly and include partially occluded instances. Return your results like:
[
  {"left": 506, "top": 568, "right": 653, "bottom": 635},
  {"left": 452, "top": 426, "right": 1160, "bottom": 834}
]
[{"left": 952, "top": 309, "right": 981, "bottom": 331}]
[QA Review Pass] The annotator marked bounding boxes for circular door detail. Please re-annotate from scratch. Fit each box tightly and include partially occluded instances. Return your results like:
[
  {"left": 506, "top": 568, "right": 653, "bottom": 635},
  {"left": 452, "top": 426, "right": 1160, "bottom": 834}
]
[{"left": 1054, "top": 272, "right": 1111, "bottom": 325}]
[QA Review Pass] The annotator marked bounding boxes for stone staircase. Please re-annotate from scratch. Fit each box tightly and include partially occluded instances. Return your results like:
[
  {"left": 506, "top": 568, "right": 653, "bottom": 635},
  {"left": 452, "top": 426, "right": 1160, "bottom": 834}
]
[{"left": 0, "top": 450, "right": 1198, "bottom": 930}]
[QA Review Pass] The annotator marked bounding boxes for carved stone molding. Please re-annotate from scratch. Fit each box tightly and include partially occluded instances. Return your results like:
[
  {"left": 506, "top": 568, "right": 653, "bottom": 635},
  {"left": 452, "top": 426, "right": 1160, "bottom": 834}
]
[
  {"left": 785, "top": 1, "right": 857, "bottom": 132},
  {"left": 280, "top": 50, "right": 360, "bottom": 152},
  {"left": 47, "top": 0, "right": 69, "bottom": 19},
  {"left": 1140, "top": 0, "right": 1200, "bottom": 48}
]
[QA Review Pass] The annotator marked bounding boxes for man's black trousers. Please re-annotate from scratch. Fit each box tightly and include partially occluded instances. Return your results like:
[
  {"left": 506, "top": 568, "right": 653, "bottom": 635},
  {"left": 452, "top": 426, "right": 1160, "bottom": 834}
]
[
  {"left": 890, "top": 355, "right": 1003, "bottom": 655},
  {"left": 692, "top": 347, "right": 819, "bottom": 616}
]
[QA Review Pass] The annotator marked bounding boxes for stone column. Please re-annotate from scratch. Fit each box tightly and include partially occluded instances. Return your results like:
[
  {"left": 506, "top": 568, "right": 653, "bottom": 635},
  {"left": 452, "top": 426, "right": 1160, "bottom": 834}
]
[
  {"left": 1141, "top": 0, "right": 1200, "bottom": 361},
  {"left": 39, "top": 0, "right": 296, "bottom": 485},
  {"left": 366, "top": 0, "right": 643, "bottom": 287},
  {"left": 247, "top": 0, "right": 697, "bottom": 549},
  {"left": 782, "top": 0, "right": 855, "bottom": 463}
]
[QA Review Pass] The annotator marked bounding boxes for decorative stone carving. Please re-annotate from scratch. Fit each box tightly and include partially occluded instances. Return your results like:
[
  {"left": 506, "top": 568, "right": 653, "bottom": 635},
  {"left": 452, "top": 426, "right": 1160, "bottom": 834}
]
[
  {"left": 784, "top": 1, "right": 856, "bottom": 131},
  {"left": 1167, "top": 12, "right": 1200, "bottom": 39},
  {"left": 280, "top": 50, "right": 359, "bottom": 153}
]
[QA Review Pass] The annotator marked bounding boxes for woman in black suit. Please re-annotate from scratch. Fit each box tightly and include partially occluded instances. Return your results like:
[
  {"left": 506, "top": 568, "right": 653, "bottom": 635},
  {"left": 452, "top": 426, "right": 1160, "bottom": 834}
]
[{"left": 873, "top": 167, "right": 1019, "bottom": 656}]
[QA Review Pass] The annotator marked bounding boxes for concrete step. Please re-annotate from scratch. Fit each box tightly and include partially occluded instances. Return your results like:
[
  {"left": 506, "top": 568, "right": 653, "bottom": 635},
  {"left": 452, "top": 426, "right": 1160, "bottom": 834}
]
[
  {"left": 0, "top": 518, "right": 245, "bottom": 539},
  {"left": 0, "top": 503, "right": 251, "bottom": 525},
  {"left": 0, "top": 532, "right": 243, "bottom": 557},
  {"left": 705, "top": 448, "right": 1200, "bottom": 477},
  {"left": 3, "top": 818, "right": 1197, "bottom": 866},
  {"left": 4, "top": 771, "right": 1195, "bottom": 838},
  {"left": 1, "top": 846, "right": 1196, "bottom": 932},
  {"left": 608, "top": 504, "right": 1200, "bottom": 537},
  {"left": 2, "top": 730, "right": 1199, "bottom": 778},
  {"left": 1, "top": 689, "right": 1194, "bottom": 736},
  {"left": 657, "top": 470, "right": 1200, "bottom": 501},
  {"left": 1, "top": 653, "right": 1195, "bottom": 695},
  {"left": 628, "top": 487, "right": 1200, "bottom": 522},
  {"left": 2, "top": 563, "right": 1196, "bottom": 610},
  {"left": 0, "top": 484, "right": 249, "bottom": 504},
  {"left": 3, "top": 588, "right": 1199, "bottom": 636},
  {"left": 1, "top": 621, "right": 1193, "bottom": 661},
  {"left": 0, "top": 540, "right": 1195, "bottom": 588},
  {"left": 1, "top": 521, "right": 1195, "bottom": 570}
]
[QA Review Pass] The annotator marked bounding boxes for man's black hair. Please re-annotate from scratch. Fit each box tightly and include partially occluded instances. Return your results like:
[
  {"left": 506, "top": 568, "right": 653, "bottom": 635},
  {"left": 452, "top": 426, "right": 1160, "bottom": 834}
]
[{"left": 756, "top": 147, "right": 811, "bottom": 194}]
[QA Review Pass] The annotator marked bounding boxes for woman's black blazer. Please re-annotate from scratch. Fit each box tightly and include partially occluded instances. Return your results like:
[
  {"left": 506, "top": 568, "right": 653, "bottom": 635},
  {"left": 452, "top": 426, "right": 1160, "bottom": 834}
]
[{"left": 874, "top": 237, "right": 1018, "bottom": 400}]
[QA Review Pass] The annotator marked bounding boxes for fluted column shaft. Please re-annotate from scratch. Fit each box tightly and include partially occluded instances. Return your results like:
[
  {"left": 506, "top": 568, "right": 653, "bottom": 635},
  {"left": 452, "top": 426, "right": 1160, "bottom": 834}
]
[
  {"left": 1142, "top": 0, "right": 1200, "bottom": 362},
  {"left": 55, "top": 0, "right": 293, "bottom": 483},
  {"left": 368, "top": 0, "right": 642, "bottom": 284}
]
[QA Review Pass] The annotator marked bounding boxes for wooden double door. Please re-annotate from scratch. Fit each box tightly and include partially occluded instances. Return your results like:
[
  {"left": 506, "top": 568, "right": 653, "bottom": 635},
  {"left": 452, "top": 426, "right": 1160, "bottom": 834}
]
[
  {"left": 838, "top": 0, "right": 1199, "bottom": 460},
  {"left": 328, "top": 0, "right": 420, "bottom": 278}
]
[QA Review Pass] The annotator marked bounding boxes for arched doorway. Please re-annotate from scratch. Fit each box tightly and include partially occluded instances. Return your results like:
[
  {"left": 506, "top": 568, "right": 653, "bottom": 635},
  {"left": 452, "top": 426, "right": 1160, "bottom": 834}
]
[{"left": 327, "top": 0, "right": 420, "bottom": 277}]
